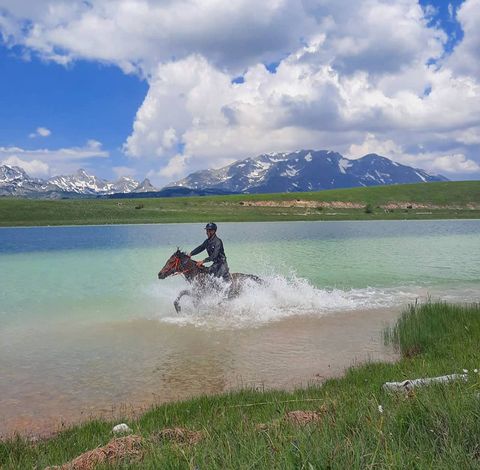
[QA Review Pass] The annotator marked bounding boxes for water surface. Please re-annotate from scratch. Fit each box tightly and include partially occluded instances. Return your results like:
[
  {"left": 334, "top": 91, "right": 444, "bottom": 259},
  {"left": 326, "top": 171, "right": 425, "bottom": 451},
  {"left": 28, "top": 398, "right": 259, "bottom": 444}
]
[{"left": 1, "top": 220, "right": 479, "bottom": 436}]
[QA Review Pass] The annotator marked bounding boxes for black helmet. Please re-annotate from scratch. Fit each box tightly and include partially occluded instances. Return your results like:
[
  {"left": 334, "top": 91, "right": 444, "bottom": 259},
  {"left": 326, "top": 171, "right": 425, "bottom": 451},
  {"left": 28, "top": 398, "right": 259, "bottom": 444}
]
[{"left": 205, "top": 222, "right": 217, "bottom": 231}]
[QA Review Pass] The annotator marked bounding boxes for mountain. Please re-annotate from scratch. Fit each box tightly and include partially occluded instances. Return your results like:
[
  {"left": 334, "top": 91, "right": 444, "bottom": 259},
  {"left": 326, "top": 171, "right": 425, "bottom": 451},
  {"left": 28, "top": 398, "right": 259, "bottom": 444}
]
[
  {"left": 1, "top": 150, "right": 448, "bottom": 199},
  {"left": 170, "top": 150, "right": 448, "bottom": 193},
  {"left": 0, "top": 165, "right": 45, "bottom": 196},
  {"left": 0, "top": 166, "right": 158, "bottom": 198},
  {"left": 132, "top": 178, "right": 157, "bottom": 193}
]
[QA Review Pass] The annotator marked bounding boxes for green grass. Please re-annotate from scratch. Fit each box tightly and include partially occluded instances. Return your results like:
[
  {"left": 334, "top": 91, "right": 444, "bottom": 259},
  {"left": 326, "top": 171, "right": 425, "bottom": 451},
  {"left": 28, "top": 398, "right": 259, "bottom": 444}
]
[
  {"left": 2, "top": 302, "right": 480, "bottom": 469},
  {"left": 1, "top": 181, "right": 479, "bottom": 226}
]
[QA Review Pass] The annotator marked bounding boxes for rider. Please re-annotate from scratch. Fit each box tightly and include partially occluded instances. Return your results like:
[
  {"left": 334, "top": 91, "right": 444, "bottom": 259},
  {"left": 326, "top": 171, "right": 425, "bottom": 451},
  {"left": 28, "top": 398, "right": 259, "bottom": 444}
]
[{"left": 188, "top": 222, "right": 231, "bottom": 281}]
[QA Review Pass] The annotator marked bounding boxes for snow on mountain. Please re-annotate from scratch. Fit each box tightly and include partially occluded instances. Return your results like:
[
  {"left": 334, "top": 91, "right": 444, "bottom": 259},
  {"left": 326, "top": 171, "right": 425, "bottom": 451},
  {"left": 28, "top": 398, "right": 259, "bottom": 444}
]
[
  {"left": 45, "top": 169, "right": 116, "bottom": 195},
  {"left": 0, "top": 166, "right": 158, "bottom": 197},
  {"left": 1, "top": 150, "right": 448, "bottom": 198},
  {"left": 0, "top": 165, "right": 45, "bottom": 196},
  {"left": 170, "top": 150, "right": 448, "bottom": 193},
  {"left": 132, "top": 178, "right": 157, "bottom": 193}
]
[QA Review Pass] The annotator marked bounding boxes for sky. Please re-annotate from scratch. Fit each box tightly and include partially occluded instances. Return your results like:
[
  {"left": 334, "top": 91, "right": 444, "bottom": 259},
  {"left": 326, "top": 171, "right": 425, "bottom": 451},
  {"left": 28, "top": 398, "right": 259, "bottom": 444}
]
[{"left": 0, "top": 0, "right": 479, "bottom": 187}]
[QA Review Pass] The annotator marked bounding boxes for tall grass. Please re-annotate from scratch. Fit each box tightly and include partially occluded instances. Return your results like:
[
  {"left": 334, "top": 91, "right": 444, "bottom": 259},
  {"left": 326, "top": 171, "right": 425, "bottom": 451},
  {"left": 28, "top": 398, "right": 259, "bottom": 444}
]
[{"left": 2, "top": 302, "right": 480, "bottom": 469}]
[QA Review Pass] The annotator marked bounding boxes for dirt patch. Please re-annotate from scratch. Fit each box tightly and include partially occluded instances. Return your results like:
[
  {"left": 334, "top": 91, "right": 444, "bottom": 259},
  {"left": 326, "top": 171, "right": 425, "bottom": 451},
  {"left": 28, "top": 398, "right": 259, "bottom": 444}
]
[
  {"left": 240, "top": 200, "right": 480, "bottom": 210},
  {"left": 44, "top": 435, "right": 144, "bottom": 470},
  {"left": 240, "top": 200, "right": 364, "bottom": 209},
  {"left": 403, "top": 344, "right": 423, "bottom": 359},
  {"left": 152, "top": 427, "right": 203, "bottom": 446},
  {"left": 285, "top": 410, "right": 323, "bottom": 426}
]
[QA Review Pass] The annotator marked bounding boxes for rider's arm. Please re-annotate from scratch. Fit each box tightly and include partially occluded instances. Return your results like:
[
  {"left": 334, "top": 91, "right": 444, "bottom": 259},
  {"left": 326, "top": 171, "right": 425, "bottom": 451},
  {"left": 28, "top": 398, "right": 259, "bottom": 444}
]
[{"left": 190, "top": 240, "right": 207, "bottom": 257}]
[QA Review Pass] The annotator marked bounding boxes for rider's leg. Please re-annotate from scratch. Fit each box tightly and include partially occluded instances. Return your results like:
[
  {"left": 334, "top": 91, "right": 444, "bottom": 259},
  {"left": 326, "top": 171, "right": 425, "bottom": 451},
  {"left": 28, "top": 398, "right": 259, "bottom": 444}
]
[{"left": 215, "top": 262, "right": 231, "bottom": 282}]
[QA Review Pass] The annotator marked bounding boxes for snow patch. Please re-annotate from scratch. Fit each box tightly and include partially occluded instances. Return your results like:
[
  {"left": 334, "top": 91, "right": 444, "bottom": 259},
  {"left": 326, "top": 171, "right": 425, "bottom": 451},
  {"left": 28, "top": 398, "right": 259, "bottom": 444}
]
[
  {"left": 280, "top": 165, "right": 299, "bottom": 177},
  {"left": 415, "top": 171, "right": 427, "bottom": 182},
  {"left": 338, "top": 159, "right": 352, "bottom": 174}
]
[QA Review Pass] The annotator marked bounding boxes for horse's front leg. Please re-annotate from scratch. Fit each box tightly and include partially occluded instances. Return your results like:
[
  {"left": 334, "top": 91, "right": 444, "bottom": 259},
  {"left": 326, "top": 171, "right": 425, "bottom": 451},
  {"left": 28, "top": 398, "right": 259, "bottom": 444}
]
[{"left": 174, "top": 289, "right": 191, "bottom": 313}]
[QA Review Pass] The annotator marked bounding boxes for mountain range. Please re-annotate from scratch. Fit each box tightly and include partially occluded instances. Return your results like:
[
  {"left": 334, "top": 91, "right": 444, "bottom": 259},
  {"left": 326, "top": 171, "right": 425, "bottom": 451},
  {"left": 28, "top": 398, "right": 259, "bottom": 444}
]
[
  {"left": 0, "top": 150, "right": 447, "bottom": 198},
  {"left": 0, "top": 166, "right": 157, "bottom": 198},
  {"left": 170, "top": 150, "right": 447, "bottom": 193}
]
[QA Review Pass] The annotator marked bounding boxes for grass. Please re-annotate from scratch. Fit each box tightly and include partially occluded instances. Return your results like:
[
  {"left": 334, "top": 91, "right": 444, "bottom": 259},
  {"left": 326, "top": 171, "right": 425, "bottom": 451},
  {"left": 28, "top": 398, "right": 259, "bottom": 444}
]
[
  {"left": 1, "top": 181, "right": 479, "bottom": 226},
  {"left": 2, "top": 302, "right": 480, "bottom": 468}
]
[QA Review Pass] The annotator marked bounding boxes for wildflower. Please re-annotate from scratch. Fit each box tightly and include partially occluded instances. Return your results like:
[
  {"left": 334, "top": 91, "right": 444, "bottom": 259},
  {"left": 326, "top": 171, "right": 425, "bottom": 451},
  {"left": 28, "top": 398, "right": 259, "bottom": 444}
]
[
  {"left": 378, "top": 405, "right": 384, "bottom": 413},
  {"left": 463, "top": 369, "right": 469, "bottom": 373},
  {"left": 474, "top": 369, "right": 478, "bottom": 374}
]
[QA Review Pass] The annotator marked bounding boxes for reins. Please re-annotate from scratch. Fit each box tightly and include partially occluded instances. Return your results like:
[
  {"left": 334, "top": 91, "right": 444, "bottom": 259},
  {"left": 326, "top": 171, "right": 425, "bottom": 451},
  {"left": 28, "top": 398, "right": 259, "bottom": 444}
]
[{"left": 172, "top": 256, "right": 201, "bottom": 276}]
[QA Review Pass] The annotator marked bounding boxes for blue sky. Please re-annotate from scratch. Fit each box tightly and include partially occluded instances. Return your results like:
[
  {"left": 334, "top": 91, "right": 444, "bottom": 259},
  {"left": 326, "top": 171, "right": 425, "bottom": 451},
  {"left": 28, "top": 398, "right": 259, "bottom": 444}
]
[{"left": 1, "top": 0, "right": 479, "bottom": 186}]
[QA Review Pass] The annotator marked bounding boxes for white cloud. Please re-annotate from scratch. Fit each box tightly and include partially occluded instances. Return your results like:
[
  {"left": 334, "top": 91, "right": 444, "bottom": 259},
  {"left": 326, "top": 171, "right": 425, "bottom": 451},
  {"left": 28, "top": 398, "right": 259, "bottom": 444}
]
[
  {"left": 446, "top": 0, "right": 480, "bottom": 78},
  {"left": 0, "top": 0, "right": 316, "bottom": 72},
  {"left": 123, "top": 35, "right": 480, "bottom": 179},
  {"left": 112, "top": 166, "right": 136, "bottom": 179},
  {"left": 428, "top": 153, "right": 480, "bottom": 173},
  {"left": 29, "top": 126, "right": 51, "bottom": 138},
  {"left": 0, "top": 155, "right": 49, "bottom": 177},
  {"left": 157, "top": 154, "right": 189, "bottom": 179},
  {"left": 1, "top": 0, "right": 480, "bottom": 184},
  {"left": 348, "top": 133, "right": 480, "bottom": 175},
  {"left": 0, "top": 140, "right": 109, "bottom": 176},
  {"left": 348, "top": 133, "right": 403, "bottom": 159}
]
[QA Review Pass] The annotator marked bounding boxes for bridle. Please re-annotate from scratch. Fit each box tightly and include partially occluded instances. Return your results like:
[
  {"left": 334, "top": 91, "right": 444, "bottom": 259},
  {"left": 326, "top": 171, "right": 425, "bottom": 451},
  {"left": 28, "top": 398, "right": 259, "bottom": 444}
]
[{"left": 168, "top": 255, "right": 198, "bottom": 277}]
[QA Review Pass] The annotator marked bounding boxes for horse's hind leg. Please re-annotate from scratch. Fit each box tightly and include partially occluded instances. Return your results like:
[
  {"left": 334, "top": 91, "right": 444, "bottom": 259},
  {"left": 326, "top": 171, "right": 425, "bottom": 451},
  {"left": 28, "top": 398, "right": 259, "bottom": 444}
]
[{"left": 174, "top": 289, "right": 191, "bottom": 313}]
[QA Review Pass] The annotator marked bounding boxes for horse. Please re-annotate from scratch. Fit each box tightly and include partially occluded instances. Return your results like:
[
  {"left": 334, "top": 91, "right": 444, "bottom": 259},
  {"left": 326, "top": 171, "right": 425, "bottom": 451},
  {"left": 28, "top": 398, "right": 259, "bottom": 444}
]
[{"left": 158, "top": 249, "right": 262, "bottom": 313}]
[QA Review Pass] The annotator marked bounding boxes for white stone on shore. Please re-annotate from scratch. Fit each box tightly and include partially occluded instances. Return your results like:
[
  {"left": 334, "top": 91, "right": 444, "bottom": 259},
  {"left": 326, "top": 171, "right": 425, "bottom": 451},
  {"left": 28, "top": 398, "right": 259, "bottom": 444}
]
[
  {"left": 112, "top": 423, "right": 132, "bottom": 434},
  {"left": 383, "top": 373, "right": 468, "bottom": 392}
]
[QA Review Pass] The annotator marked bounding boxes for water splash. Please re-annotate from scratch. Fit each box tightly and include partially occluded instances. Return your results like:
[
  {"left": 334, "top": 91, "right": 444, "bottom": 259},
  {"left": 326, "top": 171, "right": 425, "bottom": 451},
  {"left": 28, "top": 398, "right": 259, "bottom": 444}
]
[{"left": 148, "top": 273, "right": 423, "bottom": 329}]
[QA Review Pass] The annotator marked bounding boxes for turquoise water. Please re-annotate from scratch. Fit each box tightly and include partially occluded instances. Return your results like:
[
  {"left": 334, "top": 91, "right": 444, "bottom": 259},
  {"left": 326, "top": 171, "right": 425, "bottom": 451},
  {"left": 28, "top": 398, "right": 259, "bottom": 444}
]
[{"left": 0, "top": 220, "right": 479, "bottom": 436}]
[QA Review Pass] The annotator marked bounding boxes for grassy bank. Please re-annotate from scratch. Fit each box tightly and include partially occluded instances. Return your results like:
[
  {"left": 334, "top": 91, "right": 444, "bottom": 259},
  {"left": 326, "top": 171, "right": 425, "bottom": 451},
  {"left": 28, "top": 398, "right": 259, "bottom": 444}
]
[
  {"left": 1, "top": 181, "right": 479, "bottom": 226},
  {"left": 2, "top": 302, "right": 480, "bottom": 468}
]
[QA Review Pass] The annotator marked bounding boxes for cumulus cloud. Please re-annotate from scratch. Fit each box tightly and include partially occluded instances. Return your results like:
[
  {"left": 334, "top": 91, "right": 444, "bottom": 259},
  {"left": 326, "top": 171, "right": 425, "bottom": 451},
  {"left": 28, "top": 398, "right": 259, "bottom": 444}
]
[
  {"left": 348, "top": 133, "right": 480, "bottom": 175},
  {"left": 348, "top": 133, "right": 403, "bottom": 159},
  {"left": 446, "top": 0, "right": 480, "bottom": 78},
  {"left": 124, "top": 36, "right": 480, "bottom": 181},
  {"left": 0, "top": 140, "right": 109, "bottom": 175},
  {"left": 0, "top": 0, "right": 316, "bottom": 72},
  {"left": 150, "top": 154, "right": 189, "bottom": 179},
  {"left": 112, "top": 166, "right": 136, "bottom": 179},
  {"left": 0, "top": 155, "right": 49, "bottom": 177},
  {"left": 1, "top": 0, "right": 480, "bottom": 184},
  {"left": 29, "top": 126, "right": 51, "bottom": 138}
]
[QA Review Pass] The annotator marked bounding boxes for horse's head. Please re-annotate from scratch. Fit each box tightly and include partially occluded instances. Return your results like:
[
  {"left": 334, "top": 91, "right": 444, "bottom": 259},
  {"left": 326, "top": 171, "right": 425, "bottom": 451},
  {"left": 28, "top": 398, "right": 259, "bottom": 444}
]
[{"left": 158, "top": 249, "right": 190, "bottom": 279}]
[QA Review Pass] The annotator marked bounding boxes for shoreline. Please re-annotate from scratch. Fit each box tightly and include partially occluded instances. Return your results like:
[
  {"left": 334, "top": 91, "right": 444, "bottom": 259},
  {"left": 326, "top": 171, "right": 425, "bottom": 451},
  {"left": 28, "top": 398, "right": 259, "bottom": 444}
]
[
  {"left": 2, "top": 302, "right": 480, "bottom": 469},
  {"left": 0, "top": 306, "right": 401, "bottom": 440},
  {"left": 1, "top": 216, "right": 480, "bottom": 229}
]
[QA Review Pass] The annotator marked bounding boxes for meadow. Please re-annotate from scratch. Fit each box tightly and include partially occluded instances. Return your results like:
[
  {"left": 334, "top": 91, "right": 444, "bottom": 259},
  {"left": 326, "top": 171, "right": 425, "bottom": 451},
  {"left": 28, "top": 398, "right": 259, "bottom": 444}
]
[
  {"left": 1, "top": 302, "right": 479, "bottom": 468},
  {"left": 1, "top": 181, "right": 479, "bottom": 226}
]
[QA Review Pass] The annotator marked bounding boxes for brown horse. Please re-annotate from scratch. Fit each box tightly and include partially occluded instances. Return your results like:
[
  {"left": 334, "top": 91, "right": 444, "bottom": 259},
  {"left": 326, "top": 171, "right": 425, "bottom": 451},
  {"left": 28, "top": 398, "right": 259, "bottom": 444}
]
[{"left": 158, "top": 249, "right": 262, "bottom": 312}]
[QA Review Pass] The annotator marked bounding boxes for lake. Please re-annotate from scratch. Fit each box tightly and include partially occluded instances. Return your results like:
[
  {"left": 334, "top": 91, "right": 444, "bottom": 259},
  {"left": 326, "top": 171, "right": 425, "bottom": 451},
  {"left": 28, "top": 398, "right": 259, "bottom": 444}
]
[{"left": 1, "top": 220, "right": 479, "bottom": 437}]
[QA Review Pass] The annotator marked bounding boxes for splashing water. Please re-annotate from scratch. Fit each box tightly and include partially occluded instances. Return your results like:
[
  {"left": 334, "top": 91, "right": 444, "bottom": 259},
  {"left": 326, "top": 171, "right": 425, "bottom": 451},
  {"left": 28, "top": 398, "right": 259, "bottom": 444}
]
[{"left": 153, "top": 273, "right": 429, "bottom": 329}]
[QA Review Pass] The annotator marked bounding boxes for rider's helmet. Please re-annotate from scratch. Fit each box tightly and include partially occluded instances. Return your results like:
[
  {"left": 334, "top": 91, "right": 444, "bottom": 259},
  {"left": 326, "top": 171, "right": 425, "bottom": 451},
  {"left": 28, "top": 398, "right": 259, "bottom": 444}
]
[{"left": 205, "top": 222, "right": 217, "bottom": 231}]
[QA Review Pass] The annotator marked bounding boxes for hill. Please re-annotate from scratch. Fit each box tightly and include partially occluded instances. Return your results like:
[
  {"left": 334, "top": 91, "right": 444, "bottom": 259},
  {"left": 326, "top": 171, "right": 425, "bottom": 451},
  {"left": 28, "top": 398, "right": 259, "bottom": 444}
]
[{"left": 0, "top": 181, "right": 478, "bottom": 227}]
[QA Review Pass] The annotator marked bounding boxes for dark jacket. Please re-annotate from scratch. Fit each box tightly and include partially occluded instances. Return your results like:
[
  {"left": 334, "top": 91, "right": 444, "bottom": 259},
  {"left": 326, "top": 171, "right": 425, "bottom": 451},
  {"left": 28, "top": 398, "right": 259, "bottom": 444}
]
[{"left": 190, "top": 234, "right": 227, "bottom": 265}]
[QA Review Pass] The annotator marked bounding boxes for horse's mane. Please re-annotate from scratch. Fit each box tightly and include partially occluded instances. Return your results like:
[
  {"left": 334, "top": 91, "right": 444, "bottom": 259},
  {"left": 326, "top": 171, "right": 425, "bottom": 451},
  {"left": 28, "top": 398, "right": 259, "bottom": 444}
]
[{"left": 175, "top": 248, "right": 189, "bottom": 258}]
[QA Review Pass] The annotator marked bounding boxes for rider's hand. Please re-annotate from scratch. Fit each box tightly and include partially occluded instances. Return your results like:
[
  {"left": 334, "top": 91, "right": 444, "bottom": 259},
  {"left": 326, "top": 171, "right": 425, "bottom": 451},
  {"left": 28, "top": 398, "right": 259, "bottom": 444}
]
[
  {"left": 196, "top": 260, "right": 204, "bottom": 267},
  {"left": 187, "top": 252, "right": 191, "bottom": 257}
]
